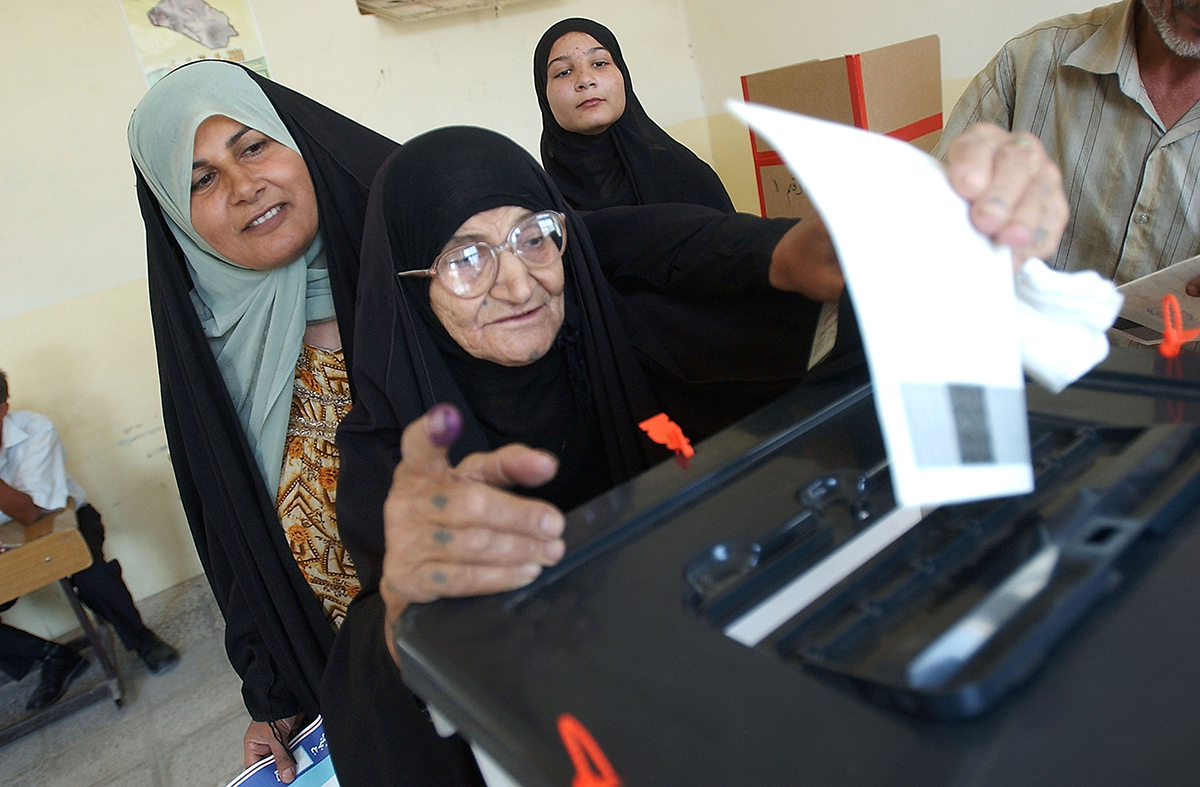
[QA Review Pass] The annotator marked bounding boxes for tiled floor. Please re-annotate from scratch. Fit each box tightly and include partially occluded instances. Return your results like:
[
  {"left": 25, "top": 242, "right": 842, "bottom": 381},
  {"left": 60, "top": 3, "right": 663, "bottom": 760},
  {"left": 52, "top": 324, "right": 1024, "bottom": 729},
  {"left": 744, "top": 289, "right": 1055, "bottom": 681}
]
[{"left": 0, "top": 575, "right": 252, "bottom": 787}]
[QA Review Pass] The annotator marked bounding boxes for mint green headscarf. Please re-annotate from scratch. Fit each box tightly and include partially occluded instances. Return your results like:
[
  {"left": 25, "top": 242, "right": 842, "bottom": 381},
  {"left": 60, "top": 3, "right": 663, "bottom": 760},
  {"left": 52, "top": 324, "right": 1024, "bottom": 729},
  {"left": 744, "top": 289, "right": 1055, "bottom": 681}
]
[{"left": 128, "top": 61, "right": 336, "bottom": 495}]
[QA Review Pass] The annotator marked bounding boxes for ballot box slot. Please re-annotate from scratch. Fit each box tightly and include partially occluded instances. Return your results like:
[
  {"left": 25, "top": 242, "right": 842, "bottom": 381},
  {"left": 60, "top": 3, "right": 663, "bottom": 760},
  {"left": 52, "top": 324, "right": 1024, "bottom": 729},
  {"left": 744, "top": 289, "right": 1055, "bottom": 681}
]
[
  {"left": 687, "top": 461, "right": 893, "bottom": 626},
  {"left": 711, "top": 421, "right": 1102, "bottom": 644},
  {"left": 761, "top": 422, "right": 1200, "bottom": 719},
  {"left": 1075, "top": 367, "right": 1200, "bottom": 402},
  {"left": 507, "top": 381, "right": 875, "bottom": 610}
]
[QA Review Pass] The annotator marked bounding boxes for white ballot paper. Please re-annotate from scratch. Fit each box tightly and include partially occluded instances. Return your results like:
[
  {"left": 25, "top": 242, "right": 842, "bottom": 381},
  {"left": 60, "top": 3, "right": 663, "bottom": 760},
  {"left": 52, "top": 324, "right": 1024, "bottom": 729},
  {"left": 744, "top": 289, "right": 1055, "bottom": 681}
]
[{"left": 729, "top": 102, "right": 1033, "bottom": 507}]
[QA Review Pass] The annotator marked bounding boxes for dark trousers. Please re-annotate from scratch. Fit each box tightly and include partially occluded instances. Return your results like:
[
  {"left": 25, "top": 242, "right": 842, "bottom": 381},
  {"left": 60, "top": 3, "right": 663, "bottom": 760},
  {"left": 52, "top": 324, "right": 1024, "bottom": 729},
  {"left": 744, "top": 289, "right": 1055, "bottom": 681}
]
[
  {"left": 0, "top": 623, "right": 53, "bottom": 681},
  {"left": 0, "top": 504, "right": 150, "bottom": 680}
]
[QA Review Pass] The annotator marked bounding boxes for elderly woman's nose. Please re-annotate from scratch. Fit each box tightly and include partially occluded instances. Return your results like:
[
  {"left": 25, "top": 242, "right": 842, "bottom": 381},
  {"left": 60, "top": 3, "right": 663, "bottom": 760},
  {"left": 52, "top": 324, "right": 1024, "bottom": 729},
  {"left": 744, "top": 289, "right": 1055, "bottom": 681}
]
[{"left": 491, "top": 250, "right": 536, "bottom": 299}]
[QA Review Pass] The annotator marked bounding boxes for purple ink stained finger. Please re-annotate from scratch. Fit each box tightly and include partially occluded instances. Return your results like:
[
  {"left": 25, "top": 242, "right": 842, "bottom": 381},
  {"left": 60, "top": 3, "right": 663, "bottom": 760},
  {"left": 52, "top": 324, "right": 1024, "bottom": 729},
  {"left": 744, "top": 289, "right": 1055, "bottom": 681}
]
[{"left": 427, "top": 403, "right": 463, "bottom": 447}]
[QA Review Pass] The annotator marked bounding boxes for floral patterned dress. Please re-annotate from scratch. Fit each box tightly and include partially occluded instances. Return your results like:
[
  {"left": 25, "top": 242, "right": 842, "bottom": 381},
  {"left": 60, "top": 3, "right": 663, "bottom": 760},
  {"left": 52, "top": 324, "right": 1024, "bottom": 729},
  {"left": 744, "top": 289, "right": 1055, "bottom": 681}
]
[{"left": 275, "top": 344, "right": 358, "bottom": 628}]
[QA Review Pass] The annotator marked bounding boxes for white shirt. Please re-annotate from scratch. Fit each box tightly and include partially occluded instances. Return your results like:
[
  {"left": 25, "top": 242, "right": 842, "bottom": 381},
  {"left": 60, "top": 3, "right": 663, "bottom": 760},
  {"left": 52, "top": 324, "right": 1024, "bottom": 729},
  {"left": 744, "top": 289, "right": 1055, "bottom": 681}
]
[{"left": 0, "top": 410, "right": 88, "bottom": 525}]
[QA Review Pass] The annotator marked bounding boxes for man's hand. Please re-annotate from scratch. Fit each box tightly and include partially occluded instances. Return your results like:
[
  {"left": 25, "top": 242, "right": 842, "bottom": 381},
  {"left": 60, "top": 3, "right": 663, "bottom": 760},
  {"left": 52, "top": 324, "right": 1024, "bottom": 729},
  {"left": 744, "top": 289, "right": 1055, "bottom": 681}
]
[
  {"left": 380, "top": 404, "right": 565, "bottom": 665},
  {"left": 0, "top": 476, "right": 42, "bottom": 526},
  {"left": 243, "top": 714, "right": 304, "bottom": 783},
  {"left": 943, "top": 123, "right": 1068, "bottom": 265}
]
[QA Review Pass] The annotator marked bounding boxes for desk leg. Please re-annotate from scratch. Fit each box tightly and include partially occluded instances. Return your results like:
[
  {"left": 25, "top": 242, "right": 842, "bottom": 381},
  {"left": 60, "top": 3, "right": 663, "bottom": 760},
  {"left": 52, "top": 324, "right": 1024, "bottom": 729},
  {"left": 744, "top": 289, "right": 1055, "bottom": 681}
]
[
  {"left": 58, "top": 579, "right": 123, "bottom": 707},
  {"left": 0, "top": 584, "right": 128, "bottom": 746}
]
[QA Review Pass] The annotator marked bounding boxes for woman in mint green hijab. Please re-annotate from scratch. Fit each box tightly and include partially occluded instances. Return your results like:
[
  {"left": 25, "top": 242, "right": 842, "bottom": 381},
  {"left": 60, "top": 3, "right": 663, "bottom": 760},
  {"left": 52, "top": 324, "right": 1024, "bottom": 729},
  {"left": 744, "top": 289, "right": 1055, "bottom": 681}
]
[
  {"left": 130, "top": 63, "right": 334, "bottom": 492},
  {"left": 128, "top": 60, "right": 408, "bottom": 782}
]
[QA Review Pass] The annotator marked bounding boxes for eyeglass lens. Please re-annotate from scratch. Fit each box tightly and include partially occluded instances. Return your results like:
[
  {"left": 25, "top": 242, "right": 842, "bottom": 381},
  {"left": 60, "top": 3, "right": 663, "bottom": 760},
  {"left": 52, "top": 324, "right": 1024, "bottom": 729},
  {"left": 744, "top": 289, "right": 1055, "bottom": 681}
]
[{"left": 439, "top": 212, "right": 564, "bottom": 297}]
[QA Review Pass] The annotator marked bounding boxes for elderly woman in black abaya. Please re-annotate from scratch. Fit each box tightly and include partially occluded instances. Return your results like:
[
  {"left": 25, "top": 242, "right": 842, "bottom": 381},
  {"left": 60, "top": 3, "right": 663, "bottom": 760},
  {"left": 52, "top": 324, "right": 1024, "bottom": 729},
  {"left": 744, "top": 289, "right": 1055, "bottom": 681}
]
[
  {"left": 323, "top": 120, "right": 1071, "bottom": 784},
  {"left": 128, "top": 61, "right": 481, "bottom": 786},
  {"left": 322, "top": 124, "right": 836, "bottom": 784},
  {"left": 535, "top": 18, "right": 736, "bottom": 212}
]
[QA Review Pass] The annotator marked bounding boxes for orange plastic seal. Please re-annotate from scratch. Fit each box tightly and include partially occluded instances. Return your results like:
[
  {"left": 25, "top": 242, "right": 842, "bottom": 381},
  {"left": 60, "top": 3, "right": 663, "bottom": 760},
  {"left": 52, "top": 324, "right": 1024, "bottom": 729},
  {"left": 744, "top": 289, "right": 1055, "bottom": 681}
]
[
  {"left": 638, "top": 413, "right": 694, "bottom": 458},
  {"left": 1160, "top": 293, "right": 1200, "bottom": 359},
  {"left": 557, "top": 713, "right": 622, "bottom": 787}
]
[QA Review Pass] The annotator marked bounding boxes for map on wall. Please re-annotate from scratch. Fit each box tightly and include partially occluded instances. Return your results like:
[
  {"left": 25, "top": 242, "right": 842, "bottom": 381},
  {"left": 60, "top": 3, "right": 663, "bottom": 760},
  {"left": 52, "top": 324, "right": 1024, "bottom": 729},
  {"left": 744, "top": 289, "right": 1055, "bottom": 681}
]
[{"left": 119, "top": 0, "right": 269, "bottom": 87}]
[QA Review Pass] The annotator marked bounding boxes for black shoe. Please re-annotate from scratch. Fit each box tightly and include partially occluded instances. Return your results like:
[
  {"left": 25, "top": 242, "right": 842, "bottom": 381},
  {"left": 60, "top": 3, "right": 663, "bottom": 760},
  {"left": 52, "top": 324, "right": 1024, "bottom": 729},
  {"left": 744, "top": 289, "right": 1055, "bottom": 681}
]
[
  {"left": 26, "top": 645, "right": 87, "bottom": 711},
  {"left": 137, "top": 633, "right": 180, "bottom": 675}
]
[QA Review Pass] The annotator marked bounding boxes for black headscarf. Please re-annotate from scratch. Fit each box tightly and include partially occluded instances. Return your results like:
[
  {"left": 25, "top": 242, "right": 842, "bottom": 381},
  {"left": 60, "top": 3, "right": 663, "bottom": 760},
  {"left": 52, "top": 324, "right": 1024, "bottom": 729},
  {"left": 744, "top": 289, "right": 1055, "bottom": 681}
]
[
  {"left": 135, "top": 61, "right": 398, "bottom": 722},
  {"left": 323, "top": 127, "right": 673, "bottom": 787},
  {"left": 336, "top": 127, "right": 669, "bottom": 593},
  {"left": 534, "top": 18, "right": 736, "bottom": 213}
]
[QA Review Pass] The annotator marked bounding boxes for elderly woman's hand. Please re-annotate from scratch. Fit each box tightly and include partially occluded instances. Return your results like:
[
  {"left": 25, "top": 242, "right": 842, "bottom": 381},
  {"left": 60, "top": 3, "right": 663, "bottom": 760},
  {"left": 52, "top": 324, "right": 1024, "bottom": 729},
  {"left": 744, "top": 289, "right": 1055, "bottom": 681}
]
[
  {"left": 380, "top": 404, "right": 566, "bottom": 664},
  {"left": 943, "top": 123, "right": 1068, "bottom": 266},
  {"left": 769, "top": 218, "right": 844, "bottom": 302}
]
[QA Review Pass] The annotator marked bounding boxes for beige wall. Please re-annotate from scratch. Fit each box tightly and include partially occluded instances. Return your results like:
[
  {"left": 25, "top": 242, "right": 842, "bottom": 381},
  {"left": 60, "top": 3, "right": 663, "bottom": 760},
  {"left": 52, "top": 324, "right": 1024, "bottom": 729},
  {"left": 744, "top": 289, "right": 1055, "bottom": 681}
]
[
  {"left": 1, "top": 0, "right": 1090, "bottom": 638},
  {"left": 678, "top": 0, "right": 1091, "bottom": 211}
]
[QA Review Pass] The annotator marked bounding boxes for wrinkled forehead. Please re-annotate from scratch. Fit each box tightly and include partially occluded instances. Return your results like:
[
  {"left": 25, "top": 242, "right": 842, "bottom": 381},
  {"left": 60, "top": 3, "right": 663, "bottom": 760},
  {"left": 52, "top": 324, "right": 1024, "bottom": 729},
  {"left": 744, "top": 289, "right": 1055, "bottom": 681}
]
[{"left": 382, "top": 128, "right": 558, "bottom": 266}]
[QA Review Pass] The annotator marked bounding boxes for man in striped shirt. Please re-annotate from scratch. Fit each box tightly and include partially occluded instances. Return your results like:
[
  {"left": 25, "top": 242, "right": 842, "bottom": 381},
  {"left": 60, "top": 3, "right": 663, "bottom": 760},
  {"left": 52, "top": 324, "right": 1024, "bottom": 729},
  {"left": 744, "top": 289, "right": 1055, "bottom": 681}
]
[{"left": 936, "top": 1, "right": 1200, "bottom": 288}]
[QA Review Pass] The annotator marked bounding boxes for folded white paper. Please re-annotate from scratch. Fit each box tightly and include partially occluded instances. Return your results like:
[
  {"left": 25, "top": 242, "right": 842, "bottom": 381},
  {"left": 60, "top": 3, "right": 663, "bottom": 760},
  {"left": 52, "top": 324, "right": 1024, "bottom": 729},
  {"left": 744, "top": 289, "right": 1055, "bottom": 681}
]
[{"left": 1015, "top": 259, "right": 1122, "bottom": 393}]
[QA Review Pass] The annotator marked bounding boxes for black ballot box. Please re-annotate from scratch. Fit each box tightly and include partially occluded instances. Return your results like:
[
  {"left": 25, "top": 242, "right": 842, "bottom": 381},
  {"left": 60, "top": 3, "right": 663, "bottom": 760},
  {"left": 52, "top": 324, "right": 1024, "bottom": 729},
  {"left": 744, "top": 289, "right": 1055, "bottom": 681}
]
[{"left": 395, "top": 345, "right": 1200, "bottom": 787}]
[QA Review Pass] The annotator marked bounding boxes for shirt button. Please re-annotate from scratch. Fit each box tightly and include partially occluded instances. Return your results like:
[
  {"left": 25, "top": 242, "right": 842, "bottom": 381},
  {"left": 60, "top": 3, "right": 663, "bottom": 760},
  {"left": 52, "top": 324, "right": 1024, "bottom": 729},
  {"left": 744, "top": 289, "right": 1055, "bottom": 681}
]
[{"left": 1137, "top": 213, "right": 1149, "bottom": 224}]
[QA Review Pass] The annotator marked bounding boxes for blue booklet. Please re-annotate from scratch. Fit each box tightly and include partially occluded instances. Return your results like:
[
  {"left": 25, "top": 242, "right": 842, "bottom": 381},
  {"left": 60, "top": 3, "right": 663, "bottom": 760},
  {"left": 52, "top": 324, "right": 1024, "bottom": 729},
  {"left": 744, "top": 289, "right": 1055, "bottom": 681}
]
[{"left": 225, "top": 716, "right": 338, "bottom": 787}]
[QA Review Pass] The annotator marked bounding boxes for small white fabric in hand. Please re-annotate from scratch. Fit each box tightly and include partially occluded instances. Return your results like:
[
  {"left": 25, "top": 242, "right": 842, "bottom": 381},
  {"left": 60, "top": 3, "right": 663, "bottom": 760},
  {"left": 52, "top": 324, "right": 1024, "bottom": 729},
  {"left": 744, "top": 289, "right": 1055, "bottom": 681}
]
[{"left": 1014, "top": 258, "right": 1124, "bottom": 393}]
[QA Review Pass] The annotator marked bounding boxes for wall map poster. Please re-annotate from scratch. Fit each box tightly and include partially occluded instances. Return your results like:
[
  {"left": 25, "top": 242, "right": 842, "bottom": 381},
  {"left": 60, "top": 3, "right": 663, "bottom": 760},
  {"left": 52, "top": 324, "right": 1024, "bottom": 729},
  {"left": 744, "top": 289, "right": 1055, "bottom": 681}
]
[{"left": 119, "top": 0, "right": 269, "bottom": 86}]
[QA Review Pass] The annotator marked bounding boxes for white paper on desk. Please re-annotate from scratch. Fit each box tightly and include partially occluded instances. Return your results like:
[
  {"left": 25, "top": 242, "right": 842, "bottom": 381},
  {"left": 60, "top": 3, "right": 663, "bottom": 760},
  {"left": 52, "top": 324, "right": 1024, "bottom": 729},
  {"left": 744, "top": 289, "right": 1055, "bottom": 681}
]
[
  {"left": 1116, "top": 252, "right": 1200, "bottom": 338},
  {"left": 729, "top": 102, "right": 1032, "bottom": 507}
]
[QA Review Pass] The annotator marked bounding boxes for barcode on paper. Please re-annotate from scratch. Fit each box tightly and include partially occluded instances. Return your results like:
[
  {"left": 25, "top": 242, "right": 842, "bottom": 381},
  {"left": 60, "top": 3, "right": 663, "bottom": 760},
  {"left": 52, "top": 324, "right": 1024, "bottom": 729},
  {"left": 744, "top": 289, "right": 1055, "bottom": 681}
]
[{"left": 901, "top": 383, "right": 1027, "bottom": 468}]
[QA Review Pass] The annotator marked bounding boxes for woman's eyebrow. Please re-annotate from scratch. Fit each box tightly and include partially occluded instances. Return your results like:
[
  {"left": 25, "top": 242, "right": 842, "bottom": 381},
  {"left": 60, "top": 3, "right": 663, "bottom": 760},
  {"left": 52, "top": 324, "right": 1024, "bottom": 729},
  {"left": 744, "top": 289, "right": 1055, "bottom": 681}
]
[
  {"left": 192, "top": 125, "right": 255, "bottom": 169},
  {"left": 444, "top": 211, "right": 535, "bottom": 247},
  {"left": 226, "top": 125, "right": 254, "bottom": 148},
  {"left": 547, "top": 46, "right": 609, "bottom": 70},
  {"left": 445, "top": 231, "right": 487, "bottom": 245}
]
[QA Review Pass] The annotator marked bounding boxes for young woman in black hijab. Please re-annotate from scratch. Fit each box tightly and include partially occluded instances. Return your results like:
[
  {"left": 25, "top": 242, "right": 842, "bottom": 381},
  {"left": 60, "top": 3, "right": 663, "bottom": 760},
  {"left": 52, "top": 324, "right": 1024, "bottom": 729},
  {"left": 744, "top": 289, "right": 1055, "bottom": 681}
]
[{"left": 535, "top": 18, "right": 736, "bottom": 213}]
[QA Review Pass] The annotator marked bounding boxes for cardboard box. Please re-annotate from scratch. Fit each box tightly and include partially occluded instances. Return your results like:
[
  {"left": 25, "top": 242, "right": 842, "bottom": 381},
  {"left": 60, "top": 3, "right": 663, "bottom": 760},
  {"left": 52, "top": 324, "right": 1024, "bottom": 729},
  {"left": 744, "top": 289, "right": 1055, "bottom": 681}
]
[{"left": 741, "top": 35, "right": 943, "bottom": 218}]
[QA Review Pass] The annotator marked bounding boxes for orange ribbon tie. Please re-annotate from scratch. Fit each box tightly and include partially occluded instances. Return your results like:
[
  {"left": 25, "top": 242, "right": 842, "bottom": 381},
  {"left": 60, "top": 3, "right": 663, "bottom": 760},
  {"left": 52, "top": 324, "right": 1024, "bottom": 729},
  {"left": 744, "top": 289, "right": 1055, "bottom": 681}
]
[
  {"left": 558, "top": 713, "right": 621, "bottom": 787},
  {"left": 638, "top": 413, "right": 694, "bottom": 458},
  {"left": 1160, "top": 293, "right": 1200, "bottom": 359}
]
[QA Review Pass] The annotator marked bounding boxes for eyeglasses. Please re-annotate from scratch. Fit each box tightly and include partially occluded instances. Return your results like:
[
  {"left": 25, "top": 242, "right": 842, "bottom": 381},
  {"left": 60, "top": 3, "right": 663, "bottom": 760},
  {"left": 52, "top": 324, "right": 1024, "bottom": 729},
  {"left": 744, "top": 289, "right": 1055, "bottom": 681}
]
[{"left": 397, "top": 210, "right": 567, "bottom": 299}]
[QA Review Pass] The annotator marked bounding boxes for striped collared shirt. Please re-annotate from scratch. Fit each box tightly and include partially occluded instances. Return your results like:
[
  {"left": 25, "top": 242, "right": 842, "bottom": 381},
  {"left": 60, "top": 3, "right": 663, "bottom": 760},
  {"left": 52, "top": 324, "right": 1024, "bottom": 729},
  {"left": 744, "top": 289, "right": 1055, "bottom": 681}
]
[{"left": 935, "top": 1, "right": 1200, "bottom": 284}]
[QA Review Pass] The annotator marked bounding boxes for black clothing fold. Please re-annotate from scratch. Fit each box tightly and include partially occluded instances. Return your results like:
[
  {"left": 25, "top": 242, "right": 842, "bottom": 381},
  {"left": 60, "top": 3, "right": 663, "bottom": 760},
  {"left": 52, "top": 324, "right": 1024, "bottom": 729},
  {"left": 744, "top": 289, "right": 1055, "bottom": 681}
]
[
  {"left": 321, "top": 592, "right": 486, "bottom": 787},
  {"left": 535, "top": 18, "right": 736, "bottom": 213},
  {"left": 138, "top": 62, "right": 397, "bottom": 722},
  {"left": 0, "top": 624, "right": 50, "bottom": 681}
]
